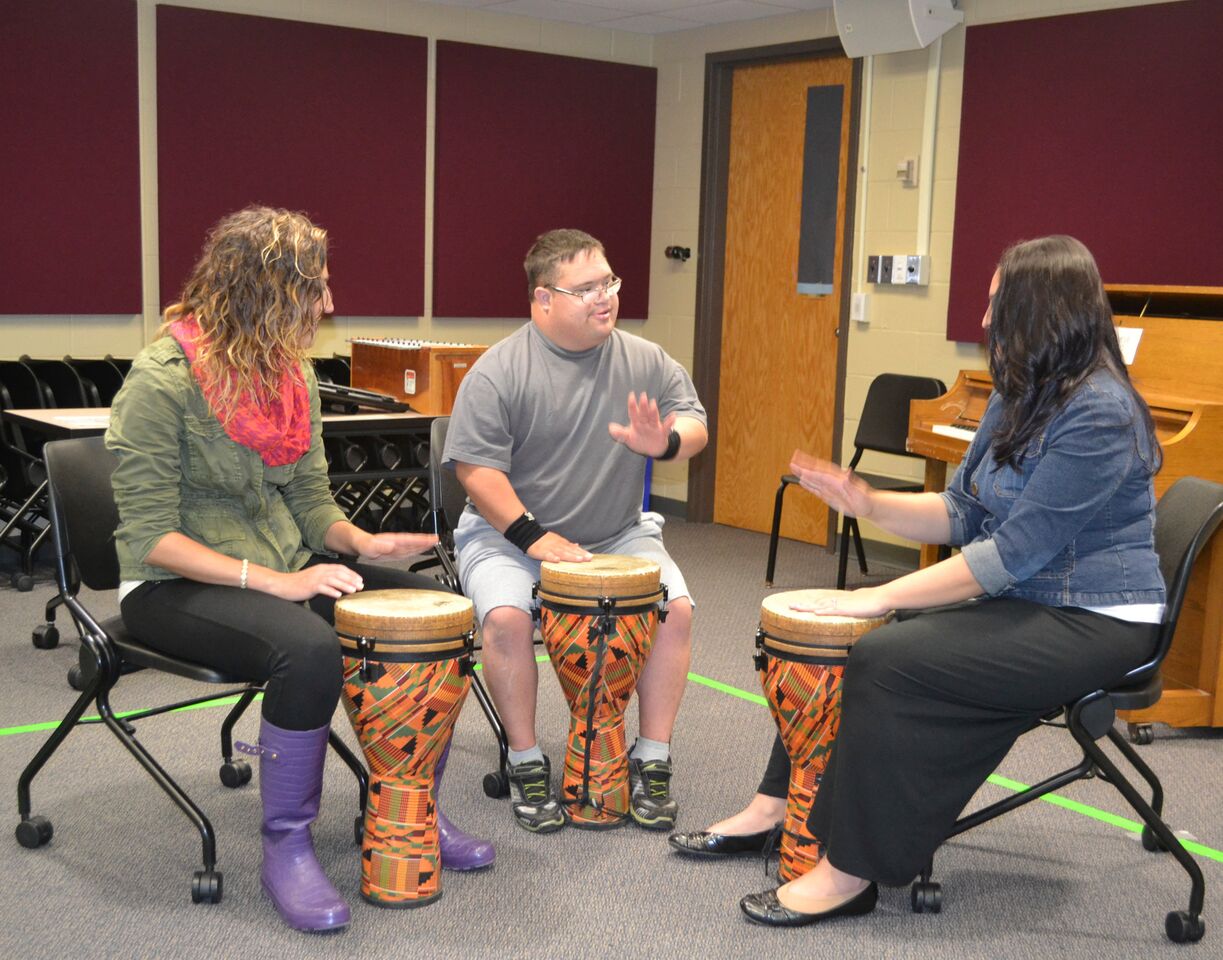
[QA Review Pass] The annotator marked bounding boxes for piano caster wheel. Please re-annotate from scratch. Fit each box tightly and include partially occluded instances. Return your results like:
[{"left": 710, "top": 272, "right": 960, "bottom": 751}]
[{"left": 1128, "top": 722, "right": 1154, "bottom": 745}]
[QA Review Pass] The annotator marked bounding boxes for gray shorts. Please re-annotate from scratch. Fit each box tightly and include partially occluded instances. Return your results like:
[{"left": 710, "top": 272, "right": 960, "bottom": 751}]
[{"left": 453, "top": 510, "right": 693, "bottom": 623}]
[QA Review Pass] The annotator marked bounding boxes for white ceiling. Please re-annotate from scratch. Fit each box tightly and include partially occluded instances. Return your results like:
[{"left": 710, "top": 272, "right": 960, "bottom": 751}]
[{"left": 415, "top": 0, "right": 835, "bottom": 35}]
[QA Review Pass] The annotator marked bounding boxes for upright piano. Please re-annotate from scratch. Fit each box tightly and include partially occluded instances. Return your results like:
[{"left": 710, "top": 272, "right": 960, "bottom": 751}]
[{"left": 907, "top": 285, "right": 1223, "bottom": 736}]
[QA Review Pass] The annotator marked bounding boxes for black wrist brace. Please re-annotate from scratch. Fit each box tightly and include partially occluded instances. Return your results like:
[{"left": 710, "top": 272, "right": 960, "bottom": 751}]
[
  {"left": 504, "top": 511, "right": 546, "bottom": 553},
  {"left": 657, "top": 428, "right": 682, "bottom": 461}
]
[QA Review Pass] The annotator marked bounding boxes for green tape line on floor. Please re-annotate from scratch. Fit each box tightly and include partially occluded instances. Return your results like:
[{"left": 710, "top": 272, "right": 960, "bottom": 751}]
[
  {"left": 5, "top": 660, "right": 1221, "bottom": 864},
  {"left": 686, "top": 670, "right": 1223, "bottom": 864}
]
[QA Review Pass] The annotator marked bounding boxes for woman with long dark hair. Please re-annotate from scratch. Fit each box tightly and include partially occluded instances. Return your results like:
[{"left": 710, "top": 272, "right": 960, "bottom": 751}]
[
  {"left": 106, "top": 207, "right": 491, "bottom": 932},
  {"left": 714, "top": 236, "right": 1165, "bottom": 925}
]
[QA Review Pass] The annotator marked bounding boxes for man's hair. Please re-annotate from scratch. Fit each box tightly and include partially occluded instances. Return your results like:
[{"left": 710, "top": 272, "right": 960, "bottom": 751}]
[{"left": 524, "top": 229, "right": 605, "bottom": 300}]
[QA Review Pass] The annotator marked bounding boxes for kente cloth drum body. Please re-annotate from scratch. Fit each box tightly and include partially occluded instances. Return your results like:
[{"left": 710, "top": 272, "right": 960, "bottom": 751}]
[
  {"left": 336, "top": 589, "right": 474, "bottom": 907},
  {"left": 536, "top": 555, "right": 667, "bottom": 828},
  {"left": 756, "top": 590, "right": 892, "bottom": 881}
]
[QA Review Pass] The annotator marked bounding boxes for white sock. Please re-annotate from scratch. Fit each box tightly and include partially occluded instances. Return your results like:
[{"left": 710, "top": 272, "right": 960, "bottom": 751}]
[
  {"left": 508, "top": 745, "right": 544, "bottom": 766},
  {"left": 630, "top": 736, "right": 670, "bottom": 763}
]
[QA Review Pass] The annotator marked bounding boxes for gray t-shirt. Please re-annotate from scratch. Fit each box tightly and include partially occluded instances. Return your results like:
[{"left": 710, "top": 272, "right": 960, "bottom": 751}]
[{"left": 443, "top": 323, "right": 706, "bottom": 545}]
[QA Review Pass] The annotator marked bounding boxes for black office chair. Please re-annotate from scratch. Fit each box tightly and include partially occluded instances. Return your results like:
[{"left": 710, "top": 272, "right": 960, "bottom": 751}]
[
  {"left": 911, "top": 476, "right": 1222, "bottom": 943},
  {"left": 15, "top": 436, "right": 369, "bottom": 905},
  {"left": 765, "top": 373, "right": 946, "bottom": 588}
]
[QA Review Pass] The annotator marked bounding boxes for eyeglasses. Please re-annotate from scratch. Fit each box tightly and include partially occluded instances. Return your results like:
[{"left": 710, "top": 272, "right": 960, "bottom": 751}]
[{"left": 547, "top": 275, "right": 622, "bottom": 305}]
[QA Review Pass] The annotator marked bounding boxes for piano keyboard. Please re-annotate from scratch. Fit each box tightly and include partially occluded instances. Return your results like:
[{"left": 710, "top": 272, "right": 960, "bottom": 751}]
[
  {"left": 348, "top": 338, "right": 478, "bottom": 349},
  {"left": 932, "top": 423, "right": 978, "bottom": 443}
]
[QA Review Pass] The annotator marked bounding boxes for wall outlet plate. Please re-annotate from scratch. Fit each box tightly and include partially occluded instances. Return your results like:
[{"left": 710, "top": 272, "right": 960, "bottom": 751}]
[
  {"left": 878, "top": 255, "right": 893, "bottom": 284},
  {"left": 890, "top": 257, "right": 908, "bottom": 284}
]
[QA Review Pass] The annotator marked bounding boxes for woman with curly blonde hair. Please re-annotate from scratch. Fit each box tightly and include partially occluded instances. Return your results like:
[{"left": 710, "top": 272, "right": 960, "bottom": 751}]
[{"left": 105, "top": 207, "right": 489, "bottom": 932}]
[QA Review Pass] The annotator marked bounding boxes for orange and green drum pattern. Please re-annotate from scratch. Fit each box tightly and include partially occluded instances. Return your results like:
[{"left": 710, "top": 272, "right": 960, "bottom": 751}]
[
  {"left": 541, "top": 606, "right": 657, "bottom": 827},
  {"left": 756, "top": 590, "right": 892, "bottom": 882},
  {"left": 759, "top": 654, "right": 843, "bottom": 881},
  {"left": 341, "top": 655, "right": 470, "bottom": 906}
]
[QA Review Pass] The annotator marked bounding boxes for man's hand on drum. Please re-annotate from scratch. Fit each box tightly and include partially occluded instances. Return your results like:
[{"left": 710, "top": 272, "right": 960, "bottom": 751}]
[
  {"left": 790, "top": 586, "right": 891, "bottom": 620},
  {"left": 608, "top": 391, "right": 676, "bottom": 458},
  {"left": 354, "top": 531, "right": 440, "bottom": 562},
  {"left": 790, "top": 449, "right": 875, "bottom": 520},
  {"left": 527, "top": 531, "right": 593, "bottom": 564},
  {"left": 269, "top": 564, "right": 366, "bottom": 602}
]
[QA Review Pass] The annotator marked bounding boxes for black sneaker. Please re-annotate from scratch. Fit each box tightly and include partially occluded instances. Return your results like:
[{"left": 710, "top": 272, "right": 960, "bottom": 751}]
[
  {"left": 507, "top": 756, "right": 565, "bottom": 834},
  {"left": 628, "top": 756, "right": 678, "bottom": 830}
]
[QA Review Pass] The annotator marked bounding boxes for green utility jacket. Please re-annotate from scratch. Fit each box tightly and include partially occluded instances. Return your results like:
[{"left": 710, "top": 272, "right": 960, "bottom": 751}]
[{"left": 105, "top": 337, "right": 345, "bottom": 581}]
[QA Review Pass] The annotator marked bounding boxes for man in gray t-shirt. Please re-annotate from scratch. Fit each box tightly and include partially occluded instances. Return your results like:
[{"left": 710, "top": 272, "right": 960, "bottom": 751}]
[{"left": 443, "top": 229, "right": 708, "bottom": 836}]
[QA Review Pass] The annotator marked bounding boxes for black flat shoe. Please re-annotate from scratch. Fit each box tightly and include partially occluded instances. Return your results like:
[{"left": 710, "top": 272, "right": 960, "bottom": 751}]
[
  {"left": 667, "top": 826, "right": 779, "bottom": 858},
  {"left": 739, "top": 882, "right": 878, "bottom": 927}
]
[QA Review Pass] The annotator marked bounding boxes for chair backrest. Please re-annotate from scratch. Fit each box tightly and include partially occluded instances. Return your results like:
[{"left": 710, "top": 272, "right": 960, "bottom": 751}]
[
  {"left": 1121, "top": 476, "right": 1223, "bottom": 687},
  {"left": 428, "top": 416, "right": 468, "bottom": 539},
  {"left": 43, "top": 436, "right": 122, "bottom": 592},
  {"left": 853, "top": 373, "right": 947, "bottom": 460}
]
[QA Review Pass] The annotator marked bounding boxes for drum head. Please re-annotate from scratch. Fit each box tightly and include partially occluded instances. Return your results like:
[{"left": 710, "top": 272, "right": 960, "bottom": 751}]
[
  {"left": 760, "top": 590, "right": 892, "bottom": 645},
  {"left": 539, "top": 554, "right": 661, "bottom": 599},
  {"left": 335, "top": 589, "right": 473, "bottom": 641}
]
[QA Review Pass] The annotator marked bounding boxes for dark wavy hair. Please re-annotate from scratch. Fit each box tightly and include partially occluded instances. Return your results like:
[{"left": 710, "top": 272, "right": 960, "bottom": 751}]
[{"left": 987, "top": 235, "right": 1159, "bottom": 472}]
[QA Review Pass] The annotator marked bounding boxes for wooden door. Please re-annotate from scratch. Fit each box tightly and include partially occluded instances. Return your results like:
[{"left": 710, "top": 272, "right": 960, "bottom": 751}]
[{"left": 714, "top": 56, "right": 854, "bottom": 544}]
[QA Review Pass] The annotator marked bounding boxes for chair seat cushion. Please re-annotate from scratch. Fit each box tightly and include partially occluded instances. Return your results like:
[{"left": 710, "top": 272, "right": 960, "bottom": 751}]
[
  {"left": 1109, "top": 672, "right": 1162, "bottom": 712},
  {"left": 855, "top": 471, "right": 925, "bottom": 494},
  {"left": 102, "top": 615, "right": 253, "bottom": 685}
]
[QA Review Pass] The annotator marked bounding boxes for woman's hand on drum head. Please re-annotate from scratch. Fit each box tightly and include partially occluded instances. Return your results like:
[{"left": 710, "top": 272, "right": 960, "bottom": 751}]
[
  {"left": 527, "top": 532, "right": 593, "bottom": 564},
  {"left": 355, "top": 531, "right": 439, "bottom": 562},
  {"left": 269, "top": 564, "right": 365, "bottom": 602},
  {"left": 790, "top": 449, "right": 874, "bottom": 520},
  {"left": 790, "top": 586, "right": 890, "bottom": 620}
]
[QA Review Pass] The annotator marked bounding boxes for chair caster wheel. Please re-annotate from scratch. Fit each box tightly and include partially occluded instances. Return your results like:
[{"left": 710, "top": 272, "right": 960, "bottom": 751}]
[
  {"left": 16, "top": 815, "right": 54, "bottom": 849},
  {"left": 12, "top": 572, "right": 34, "bottom": 592},
  {"left": 1128, "top": 722, "right": 1154, "bottom": 745},
  {"left": 483, "top": 771, "right": 509, "bottom": 799},
  {"left": 1141, "top": 825, "right": 1169, "bottom": 852},
  {"left": 32, "top": 624, "right": 59, "bottom": 649},
  {"left": 1165, "top": 910, "right": 1205, "bottom": 943},
  {"left": 219, "top": 759, "right": 252, "bottom": 788},
  {"left": 354, "top": 815, "right": 365, "bottom": 845},
  {"left": 191, "top": 869, "right": 223, "bottom": 904},
  {"left": 911, "top": 880, "right": 942, "bottom": 914}
]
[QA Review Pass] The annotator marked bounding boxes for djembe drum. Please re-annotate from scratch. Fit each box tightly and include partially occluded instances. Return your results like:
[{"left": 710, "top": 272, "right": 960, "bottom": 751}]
[
  {"left": 335, "top": 589, "right": 474, "bottom": 907},
  {"left": 535, "top": 555, "right": 668, "bottom": 828},
  {"left": 755, "top": 589, "right": 892, "bottom": 881}
]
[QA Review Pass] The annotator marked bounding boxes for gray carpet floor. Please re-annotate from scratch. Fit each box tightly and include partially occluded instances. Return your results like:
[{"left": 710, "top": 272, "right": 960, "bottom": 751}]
[{"left": 1, "top": 518, "right": 1219, "bottom": 959}]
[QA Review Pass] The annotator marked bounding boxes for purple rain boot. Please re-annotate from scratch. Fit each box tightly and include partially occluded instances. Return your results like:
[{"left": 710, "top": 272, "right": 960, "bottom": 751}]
[
  {"left": 258, "top": 719, "right": 351, "bottom": 931},
  {"left": 436, "top": 742, "right": 495, "bottom": 871}
]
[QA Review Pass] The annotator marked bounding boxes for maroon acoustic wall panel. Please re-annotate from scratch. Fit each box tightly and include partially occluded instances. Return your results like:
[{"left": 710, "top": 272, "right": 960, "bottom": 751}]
[
  {"left": 434, "top": 42, "right": 656, "bottom": 319},
  {"left": 947, "top": 0, "right": 1223, "bottom": 342},
  {"left": 2, "top": 0, "right": 140, "bottom": 314},
  {"left": 157, "top": 7, "right": 426, "bottom": 316}
]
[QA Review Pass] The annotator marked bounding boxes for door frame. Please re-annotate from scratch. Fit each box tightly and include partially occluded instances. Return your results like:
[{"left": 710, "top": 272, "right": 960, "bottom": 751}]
[{"left": 687, "top": 38, "right": 861, "bottom": 546}]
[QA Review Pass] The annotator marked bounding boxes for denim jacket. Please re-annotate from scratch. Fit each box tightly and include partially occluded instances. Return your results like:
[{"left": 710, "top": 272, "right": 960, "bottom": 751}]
[
  {"left": 105, "top": 337, "right": 346, "bottom": 581},
  {"left": 940, "top": 368, "right": 1165, "bottom": 607}
]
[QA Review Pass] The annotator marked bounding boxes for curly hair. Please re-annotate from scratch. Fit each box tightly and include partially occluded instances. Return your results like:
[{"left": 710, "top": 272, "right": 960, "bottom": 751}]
[
  {"left": 987, "top": 234, "right": 1158, "bottom": 471},
  {"left": 161, "top": 206, "right": 329, "bottom": 420},
  {"left": 523, "top": 228, "right": 605, "bottom": 301}
]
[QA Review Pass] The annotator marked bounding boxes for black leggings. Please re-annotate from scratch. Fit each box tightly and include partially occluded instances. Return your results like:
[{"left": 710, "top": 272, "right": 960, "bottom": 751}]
[{"left": 120, "top": 557, "right": 442, "bottom": 730}]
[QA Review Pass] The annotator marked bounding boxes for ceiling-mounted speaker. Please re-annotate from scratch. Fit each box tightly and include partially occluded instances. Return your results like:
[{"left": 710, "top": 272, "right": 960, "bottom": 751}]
[{"left": 833, "top": 0, "right": 964, "bottom": 58}]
